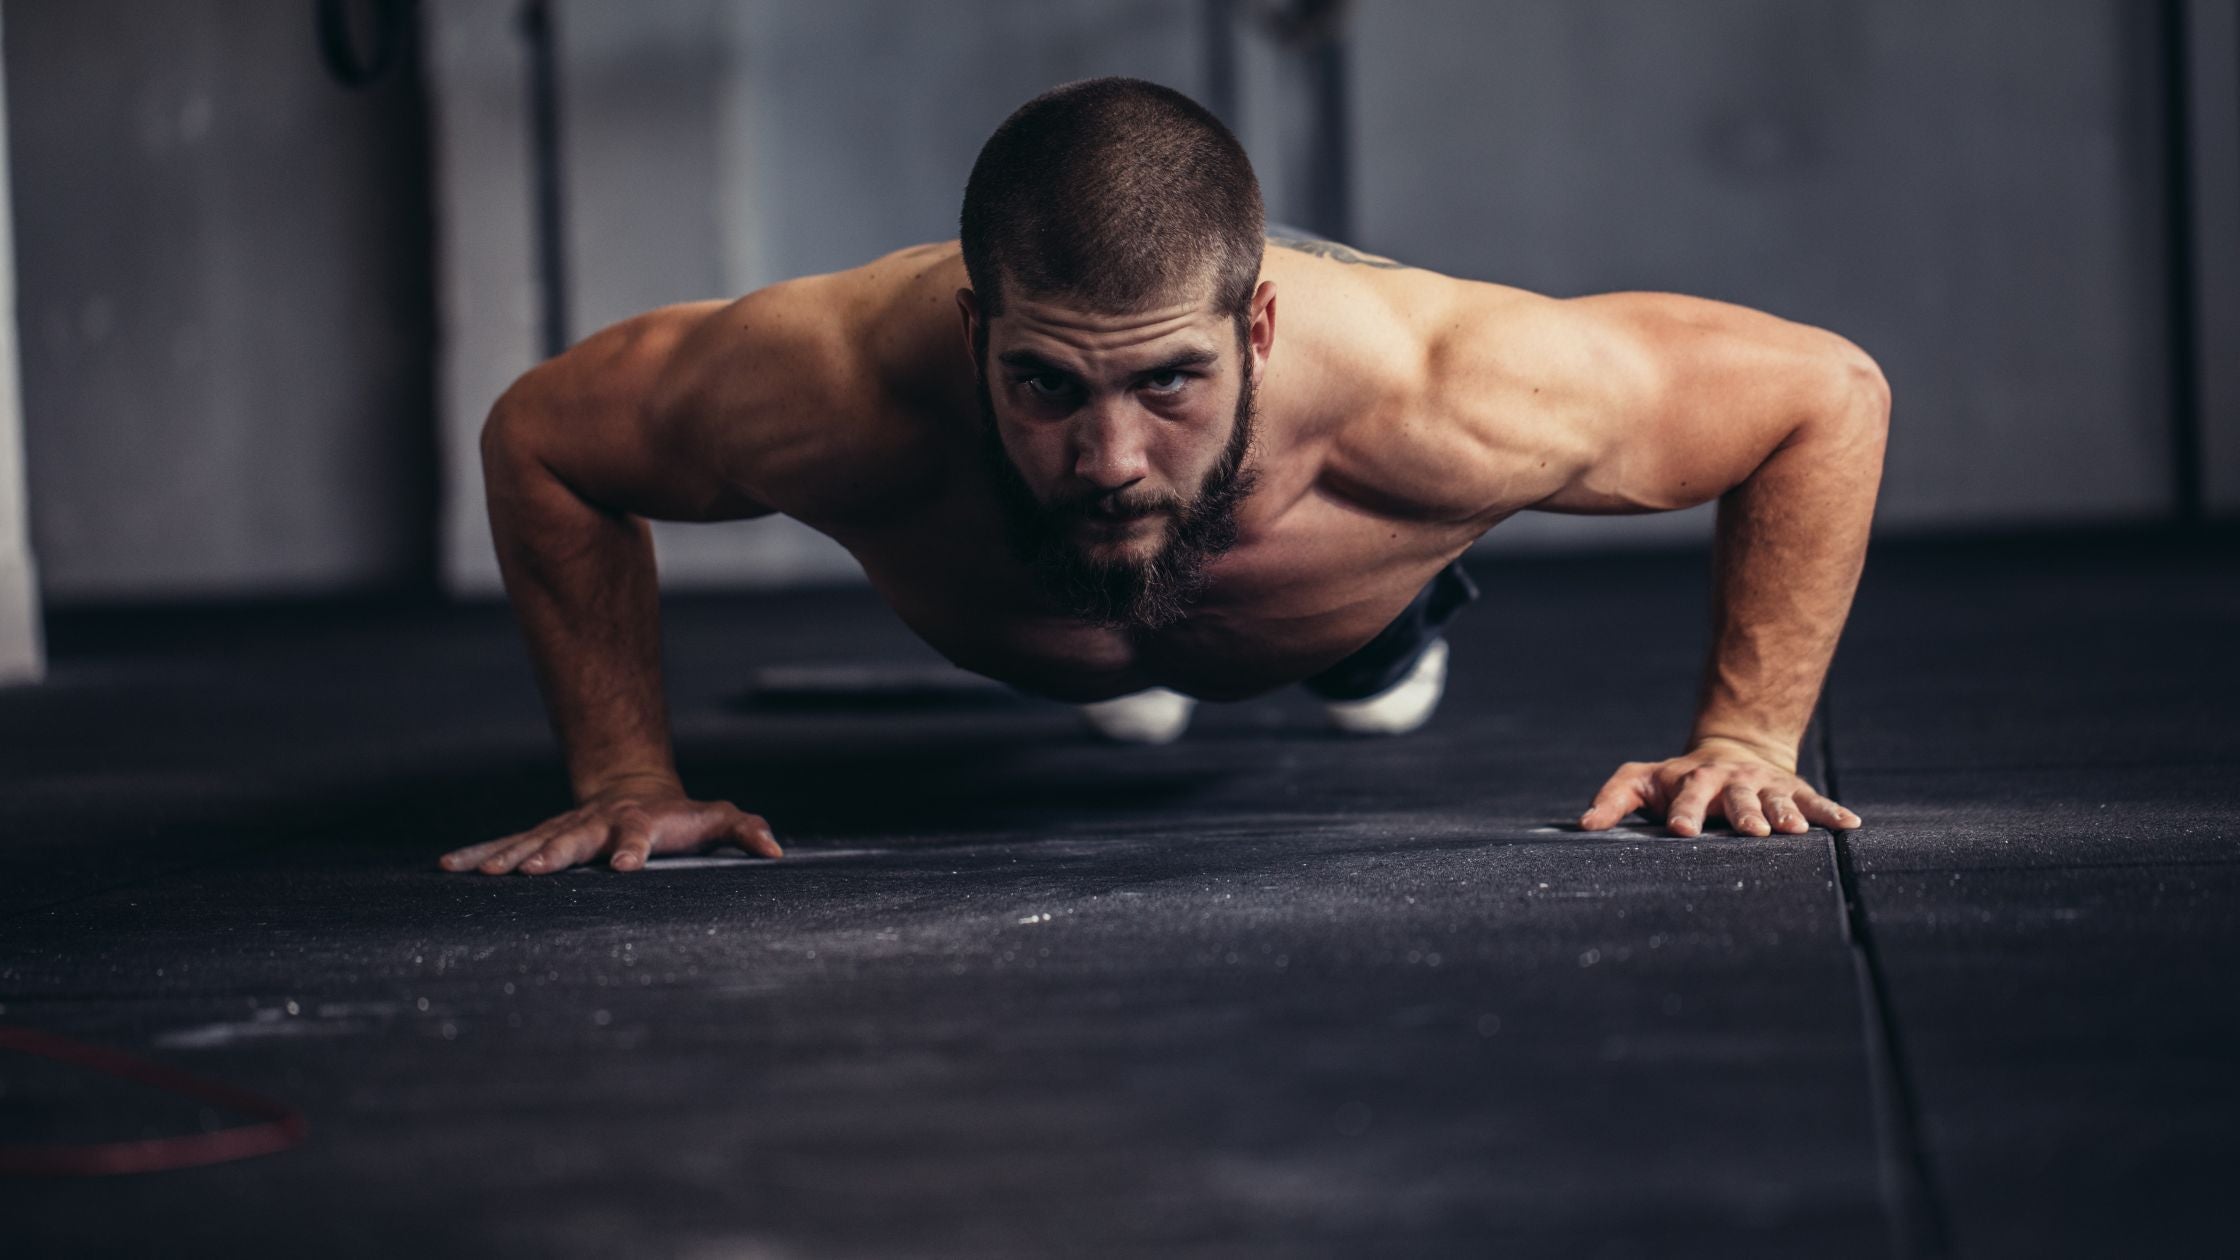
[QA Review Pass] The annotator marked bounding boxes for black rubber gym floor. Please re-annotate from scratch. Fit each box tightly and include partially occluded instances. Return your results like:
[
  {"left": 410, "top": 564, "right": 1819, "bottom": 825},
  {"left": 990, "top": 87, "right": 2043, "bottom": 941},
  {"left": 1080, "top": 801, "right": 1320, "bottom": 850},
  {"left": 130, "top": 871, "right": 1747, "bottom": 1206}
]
[{"left": 2, "top": 525, "right": 2234, "bottom": 1258}]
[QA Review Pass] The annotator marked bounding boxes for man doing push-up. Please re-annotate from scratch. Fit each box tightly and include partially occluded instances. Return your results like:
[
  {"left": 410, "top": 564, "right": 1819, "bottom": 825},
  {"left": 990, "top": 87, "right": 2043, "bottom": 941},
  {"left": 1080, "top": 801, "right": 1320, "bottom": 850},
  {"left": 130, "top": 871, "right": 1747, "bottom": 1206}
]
[{"left": 441, "top": 76, "right": 1886, "bottom": 877}]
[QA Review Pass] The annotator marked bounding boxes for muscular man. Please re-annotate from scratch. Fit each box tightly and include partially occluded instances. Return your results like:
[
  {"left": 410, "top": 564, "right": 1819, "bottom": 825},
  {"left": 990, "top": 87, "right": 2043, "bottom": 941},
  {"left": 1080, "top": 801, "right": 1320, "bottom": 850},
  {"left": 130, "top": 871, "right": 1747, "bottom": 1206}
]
[{"left": 440, "top": 77, "right": 1885, "bottom": 878}]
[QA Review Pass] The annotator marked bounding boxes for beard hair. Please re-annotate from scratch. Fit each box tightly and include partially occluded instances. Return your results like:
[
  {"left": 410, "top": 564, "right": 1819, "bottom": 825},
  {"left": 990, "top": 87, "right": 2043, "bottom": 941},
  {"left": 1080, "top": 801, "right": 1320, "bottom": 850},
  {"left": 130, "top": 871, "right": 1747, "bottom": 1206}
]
[{"left": 977, "top": 335, "right": 1260, "bottom": 632}]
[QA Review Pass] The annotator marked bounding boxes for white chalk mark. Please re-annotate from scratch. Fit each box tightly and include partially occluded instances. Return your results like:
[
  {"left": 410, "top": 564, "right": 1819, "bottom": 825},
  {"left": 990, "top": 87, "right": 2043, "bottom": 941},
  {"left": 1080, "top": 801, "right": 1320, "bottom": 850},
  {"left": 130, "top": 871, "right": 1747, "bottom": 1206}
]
[{"left": 156, "top": 1004, "right": 385, "bottom": 1049}]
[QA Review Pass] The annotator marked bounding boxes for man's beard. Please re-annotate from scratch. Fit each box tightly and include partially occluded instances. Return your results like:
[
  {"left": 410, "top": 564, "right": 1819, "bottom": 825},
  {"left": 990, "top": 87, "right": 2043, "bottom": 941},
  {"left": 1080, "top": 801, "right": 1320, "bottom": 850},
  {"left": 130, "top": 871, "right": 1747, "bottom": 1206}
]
[{"left": 977, "top": 349, "right": 1260, "bottom": 632}]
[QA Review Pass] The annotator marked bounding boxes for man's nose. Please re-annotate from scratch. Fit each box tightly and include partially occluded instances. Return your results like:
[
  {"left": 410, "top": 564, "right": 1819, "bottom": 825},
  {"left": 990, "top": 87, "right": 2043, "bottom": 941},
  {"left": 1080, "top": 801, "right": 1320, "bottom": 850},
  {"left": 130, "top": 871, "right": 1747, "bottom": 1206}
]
[{"left": 1070, "top": 405, "right": 1151, "bottom": 491}]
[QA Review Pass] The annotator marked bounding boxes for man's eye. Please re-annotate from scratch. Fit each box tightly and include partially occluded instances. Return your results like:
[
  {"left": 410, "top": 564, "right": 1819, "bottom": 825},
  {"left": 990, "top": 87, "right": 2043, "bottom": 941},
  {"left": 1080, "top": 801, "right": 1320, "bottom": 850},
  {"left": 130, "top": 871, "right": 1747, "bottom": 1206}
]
[
  {"left": 1142, "top": 371, "right": 1189, "bottom": 394},
  {"left": 1023, "top": 374, "right": 1073, "bottom": 399}
]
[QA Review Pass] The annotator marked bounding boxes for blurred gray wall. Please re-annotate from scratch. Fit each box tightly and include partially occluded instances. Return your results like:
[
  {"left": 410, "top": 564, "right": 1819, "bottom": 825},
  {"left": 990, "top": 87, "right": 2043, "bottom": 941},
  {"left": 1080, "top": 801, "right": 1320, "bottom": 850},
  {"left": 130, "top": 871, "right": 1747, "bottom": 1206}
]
[
  {"left": 0, "top": 8, "right": 38, "bottom": 681},
  {"left": 2184, "top": 0, "right": 2240, "bottom": 514},
  {"left": 5, "top": 0, "right": 434, "bottom": 603}
]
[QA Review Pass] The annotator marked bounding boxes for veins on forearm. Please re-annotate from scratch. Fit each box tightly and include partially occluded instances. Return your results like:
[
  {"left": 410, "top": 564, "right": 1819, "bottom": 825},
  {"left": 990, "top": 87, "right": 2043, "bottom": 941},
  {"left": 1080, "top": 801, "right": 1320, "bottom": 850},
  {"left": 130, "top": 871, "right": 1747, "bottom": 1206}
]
[{"left": 1267, "top": 234, "right": 1410, "bottom": 269}]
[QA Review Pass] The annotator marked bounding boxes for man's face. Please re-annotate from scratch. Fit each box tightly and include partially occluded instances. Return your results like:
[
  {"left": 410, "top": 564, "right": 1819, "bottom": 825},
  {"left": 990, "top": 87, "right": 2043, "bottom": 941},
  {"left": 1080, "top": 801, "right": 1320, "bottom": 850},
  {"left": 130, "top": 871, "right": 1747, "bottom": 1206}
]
[{"left": 965, "top": 283, "right": 1270, "bottom": 631}]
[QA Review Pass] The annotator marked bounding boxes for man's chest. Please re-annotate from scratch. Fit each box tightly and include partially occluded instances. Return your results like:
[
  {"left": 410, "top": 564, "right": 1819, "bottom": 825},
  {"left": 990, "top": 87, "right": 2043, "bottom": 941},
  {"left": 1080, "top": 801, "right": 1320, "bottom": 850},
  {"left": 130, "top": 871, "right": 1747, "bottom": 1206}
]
[{"left": 844, "top": 488, "right": 1485, "bottom": 702}]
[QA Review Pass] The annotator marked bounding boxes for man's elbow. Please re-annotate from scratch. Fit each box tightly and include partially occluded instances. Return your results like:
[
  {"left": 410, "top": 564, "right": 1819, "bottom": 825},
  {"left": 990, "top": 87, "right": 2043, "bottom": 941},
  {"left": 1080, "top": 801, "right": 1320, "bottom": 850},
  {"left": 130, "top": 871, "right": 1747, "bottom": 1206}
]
[
  {"left": 480, "top": 380, "right": 580, "bottom": 527},
  {"left": 1824, "top": 336, "right": 1891, "bottom": 432},
  {"left": 480, "top": 371, "right": 559, "bottom": 478},
  {"left": 1795, "top": 338, "right": 1890, "bottom": 508}
]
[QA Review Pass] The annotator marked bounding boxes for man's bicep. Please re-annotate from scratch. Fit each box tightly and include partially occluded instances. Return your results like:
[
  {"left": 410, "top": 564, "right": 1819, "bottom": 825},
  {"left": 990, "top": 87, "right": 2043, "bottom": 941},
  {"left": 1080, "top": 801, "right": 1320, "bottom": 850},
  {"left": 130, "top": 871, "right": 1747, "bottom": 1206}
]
[{"left": 1526, "top": 292, "right": 1868, "bottom": 516}]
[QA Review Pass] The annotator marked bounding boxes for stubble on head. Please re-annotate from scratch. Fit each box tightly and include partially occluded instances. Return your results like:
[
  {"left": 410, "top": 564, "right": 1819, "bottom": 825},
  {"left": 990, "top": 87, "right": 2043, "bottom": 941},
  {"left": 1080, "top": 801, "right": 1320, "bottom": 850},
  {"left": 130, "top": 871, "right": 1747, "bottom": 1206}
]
[{"left": 975, "top": 321, "right": 1260, "bottom": 632}]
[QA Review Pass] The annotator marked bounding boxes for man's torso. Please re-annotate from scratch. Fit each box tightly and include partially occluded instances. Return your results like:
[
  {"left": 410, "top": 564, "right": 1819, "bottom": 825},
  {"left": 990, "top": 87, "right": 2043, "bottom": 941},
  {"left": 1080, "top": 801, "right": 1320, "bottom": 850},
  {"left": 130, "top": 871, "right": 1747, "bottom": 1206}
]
[{"left": 688, "top": 240, "right": 1587, "bottom": 702}]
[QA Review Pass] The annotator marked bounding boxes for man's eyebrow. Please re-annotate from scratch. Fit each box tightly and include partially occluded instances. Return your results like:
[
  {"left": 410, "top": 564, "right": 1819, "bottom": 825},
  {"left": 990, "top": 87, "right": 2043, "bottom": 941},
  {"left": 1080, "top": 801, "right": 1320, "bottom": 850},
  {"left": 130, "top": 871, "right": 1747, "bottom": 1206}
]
[
  {"left": 996, "top": 350, "right": 1071, "bottom": 374},
  {"left": 1141, "top": 347, "right": 1220, "bottom": 373},
  {"left": 995, "top": 346, "right": 1221, "bottom": 376}
]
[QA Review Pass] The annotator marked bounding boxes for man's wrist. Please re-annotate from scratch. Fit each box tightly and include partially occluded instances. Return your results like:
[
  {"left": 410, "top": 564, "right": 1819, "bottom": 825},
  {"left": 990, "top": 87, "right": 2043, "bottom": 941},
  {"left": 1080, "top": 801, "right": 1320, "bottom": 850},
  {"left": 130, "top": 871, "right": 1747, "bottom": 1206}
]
[
  {"left": 1686, "top": 732, "right": 1798, "bottom": 773},
  {"left": 575, "top": 767, "right": 685, "bottom": 802}
]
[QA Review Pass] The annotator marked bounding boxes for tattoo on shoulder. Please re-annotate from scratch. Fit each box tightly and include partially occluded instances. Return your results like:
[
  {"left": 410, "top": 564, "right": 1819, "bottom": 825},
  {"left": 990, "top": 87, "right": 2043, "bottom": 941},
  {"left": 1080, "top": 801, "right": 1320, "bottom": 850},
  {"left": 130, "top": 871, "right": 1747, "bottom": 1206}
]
[{"left": 1267, "top": 234, "right": 1410, "bottom": 269}]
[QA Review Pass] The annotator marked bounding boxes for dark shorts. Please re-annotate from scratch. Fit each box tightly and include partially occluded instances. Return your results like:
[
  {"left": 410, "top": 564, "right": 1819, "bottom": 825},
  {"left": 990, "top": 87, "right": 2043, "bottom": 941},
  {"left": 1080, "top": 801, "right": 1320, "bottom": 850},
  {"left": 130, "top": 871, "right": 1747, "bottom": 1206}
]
[{"left": 1301, "top": 560, "right": 1480, "bottom": 701}]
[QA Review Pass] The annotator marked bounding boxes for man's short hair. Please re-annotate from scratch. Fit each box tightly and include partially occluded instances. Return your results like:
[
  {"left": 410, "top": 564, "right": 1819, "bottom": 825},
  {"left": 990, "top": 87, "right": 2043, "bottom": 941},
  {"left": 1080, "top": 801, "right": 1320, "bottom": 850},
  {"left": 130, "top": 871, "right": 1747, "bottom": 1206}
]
[{"left": 960, "top": 77, "right": 1265, "bottom": 322}]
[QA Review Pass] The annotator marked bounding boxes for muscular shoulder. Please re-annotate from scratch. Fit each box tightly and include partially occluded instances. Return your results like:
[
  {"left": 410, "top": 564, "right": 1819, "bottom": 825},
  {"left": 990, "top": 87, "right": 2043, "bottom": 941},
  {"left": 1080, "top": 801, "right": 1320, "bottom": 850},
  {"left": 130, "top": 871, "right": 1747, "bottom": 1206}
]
[
  {"left": 1297, "top": 260, "right": 1587, "bottom": 526},
  {"left": 1327, "top": 278, "right": 1875, "bottom": 523},
  {"left": 1519, "top": 291, "right": 1885, "bottom": 513},
  {"left": 646, "top": 247, "right": 969, "bottom": 528},
  {"left": 489, "top": 246, "right": 971, "bottom": 533}
]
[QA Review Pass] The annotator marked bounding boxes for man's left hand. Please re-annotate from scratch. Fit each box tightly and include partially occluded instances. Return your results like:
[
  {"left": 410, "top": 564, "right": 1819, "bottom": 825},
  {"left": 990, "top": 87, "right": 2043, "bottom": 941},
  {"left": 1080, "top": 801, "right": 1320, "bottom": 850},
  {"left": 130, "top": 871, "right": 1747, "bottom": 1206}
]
[{"left": 1577, "top": 738, "right": 1863, "bottom": 837}]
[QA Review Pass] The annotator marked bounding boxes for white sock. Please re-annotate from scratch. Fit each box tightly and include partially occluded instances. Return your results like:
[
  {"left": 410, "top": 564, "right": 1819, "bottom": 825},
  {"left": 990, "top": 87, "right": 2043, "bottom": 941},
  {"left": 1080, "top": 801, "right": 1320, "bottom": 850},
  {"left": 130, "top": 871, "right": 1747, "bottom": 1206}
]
[
  {"left": 1322, "top": 638, "right": 1449, "bottom": 736},
  {"left": 1076, "top": 687, "right": 1196, "bottom": 745}
]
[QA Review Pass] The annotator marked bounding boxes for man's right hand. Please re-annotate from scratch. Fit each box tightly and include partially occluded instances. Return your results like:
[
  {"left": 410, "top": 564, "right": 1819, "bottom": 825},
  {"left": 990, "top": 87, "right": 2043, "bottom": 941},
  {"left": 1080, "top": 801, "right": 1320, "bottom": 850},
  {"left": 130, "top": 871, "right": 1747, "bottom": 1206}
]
[{"left": 439, "top": 777, "right": 783, "bottom": 875}]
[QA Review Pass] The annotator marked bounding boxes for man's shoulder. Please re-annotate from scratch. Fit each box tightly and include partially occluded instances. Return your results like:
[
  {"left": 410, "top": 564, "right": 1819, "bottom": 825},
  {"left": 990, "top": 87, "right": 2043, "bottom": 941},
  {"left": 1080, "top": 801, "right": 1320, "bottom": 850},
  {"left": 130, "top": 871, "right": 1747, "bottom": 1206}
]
[
  {"left": 669, "top": 245, "right": 955, "bottom": 399},
  {"left": 657, "top": 246, "right": 973, "bottom": 527},
  {"left": 1393, "top": 284, "right": 1867, "bottom": 520},
  {"left": 1294, "top": 263, "right": 1587, "bottom": 526}
]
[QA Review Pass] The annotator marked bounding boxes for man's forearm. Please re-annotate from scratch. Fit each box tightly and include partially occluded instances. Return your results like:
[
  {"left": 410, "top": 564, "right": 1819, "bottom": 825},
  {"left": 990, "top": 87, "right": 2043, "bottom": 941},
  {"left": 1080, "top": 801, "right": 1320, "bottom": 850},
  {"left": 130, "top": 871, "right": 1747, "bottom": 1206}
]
[
  {"left": 1687, "top": 377, "right": 1889, "bottom": 771},
  {"left": 484, "top": 411, "right": 680, "bottom": 800}
]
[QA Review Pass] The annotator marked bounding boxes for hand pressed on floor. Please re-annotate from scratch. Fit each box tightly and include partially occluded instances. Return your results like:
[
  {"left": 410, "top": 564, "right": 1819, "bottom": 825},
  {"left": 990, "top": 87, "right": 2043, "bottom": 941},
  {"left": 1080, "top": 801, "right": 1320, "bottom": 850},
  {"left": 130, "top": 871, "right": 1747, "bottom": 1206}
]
[
  {"left": 1577, "top": 739, "right": 1863, "bottom": 838},
  {"left": 439, "top": 778, "right": 782, "bottom": 875}
]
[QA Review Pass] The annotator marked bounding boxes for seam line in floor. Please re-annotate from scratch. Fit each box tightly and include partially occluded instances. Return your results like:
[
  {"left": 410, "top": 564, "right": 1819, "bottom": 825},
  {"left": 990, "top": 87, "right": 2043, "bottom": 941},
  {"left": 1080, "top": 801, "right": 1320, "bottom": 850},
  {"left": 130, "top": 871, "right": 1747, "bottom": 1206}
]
[{"left": 1821, "top": 696, "right": 1953, "bottom": 1260}]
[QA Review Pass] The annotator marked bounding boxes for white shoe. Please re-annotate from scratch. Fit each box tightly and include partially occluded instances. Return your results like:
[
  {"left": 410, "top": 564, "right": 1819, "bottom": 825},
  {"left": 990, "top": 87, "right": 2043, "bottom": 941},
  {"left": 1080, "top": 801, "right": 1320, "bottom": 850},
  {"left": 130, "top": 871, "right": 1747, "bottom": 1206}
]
[
  {"left": 1077, "top": 688, "right": 1196, "bottom": 744},
  {"left": 1322, "top": 638, "right": 1449, "bottom": 736}
]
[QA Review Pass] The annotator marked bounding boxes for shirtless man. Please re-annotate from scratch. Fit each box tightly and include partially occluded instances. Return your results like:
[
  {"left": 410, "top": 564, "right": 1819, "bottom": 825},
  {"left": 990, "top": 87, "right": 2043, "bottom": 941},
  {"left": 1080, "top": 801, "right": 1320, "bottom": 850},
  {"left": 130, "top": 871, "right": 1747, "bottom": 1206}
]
[{"left": 439, "top": 76, "right": 1885, "bottom": 878}]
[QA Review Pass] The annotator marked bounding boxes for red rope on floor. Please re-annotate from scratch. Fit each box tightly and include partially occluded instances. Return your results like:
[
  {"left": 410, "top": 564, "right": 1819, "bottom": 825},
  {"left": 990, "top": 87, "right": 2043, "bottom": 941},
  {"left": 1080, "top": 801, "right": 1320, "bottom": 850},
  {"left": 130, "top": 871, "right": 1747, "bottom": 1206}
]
[{"left": 0, "top": 1025, "right": 308, "bottom": 1176}]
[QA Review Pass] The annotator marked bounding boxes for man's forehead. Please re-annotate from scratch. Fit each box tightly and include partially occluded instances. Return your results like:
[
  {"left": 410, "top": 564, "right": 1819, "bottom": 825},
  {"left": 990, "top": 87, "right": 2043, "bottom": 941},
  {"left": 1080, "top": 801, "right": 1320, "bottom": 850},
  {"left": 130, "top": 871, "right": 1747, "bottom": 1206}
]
[{"left": 994, "top": 288, "right": 1226, "bottom": 352}]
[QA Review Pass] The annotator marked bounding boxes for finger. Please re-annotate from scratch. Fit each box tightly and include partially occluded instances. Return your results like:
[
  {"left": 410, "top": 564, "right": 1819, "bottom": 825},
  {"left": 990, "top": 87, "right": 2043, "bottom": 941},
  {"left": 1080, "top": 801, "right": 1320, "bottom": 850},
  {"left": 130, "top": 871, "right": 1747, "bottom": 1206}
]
[
  {"left": 1663, "top": 768, "right": 1726, "bottom": 837},
  {"left": 1762, "top": 791, "right": 1810, "bottom": 834},
  {"left": 608, "top": 814, "right": 657, "bottom": 872},
  {"left": 519, "top": 823, "right": 609, "bottom": 876},
  {"left": 478, "top": 831, "right": 555, "bottom": 875},
  {"left": 645, "top": 805, "right": 733, "bottom": 858},
  {"left": 453, "top": 809, "right": 587, "bottom": 871},
  {"left": 1795, "top": 788, "right": 1863, "bottom": 830},
  {"left": 729, "top": 811, "right": 784, "bottom": 859},
  {"left": 1724, "top": 783, "right": 1771, "bottom": 837},
  {"left": 1580, "top": 767, "right": 1649, "bottom": 831},
  {"left": 443, "top": 829, "right": 542, "bottom": 872}
]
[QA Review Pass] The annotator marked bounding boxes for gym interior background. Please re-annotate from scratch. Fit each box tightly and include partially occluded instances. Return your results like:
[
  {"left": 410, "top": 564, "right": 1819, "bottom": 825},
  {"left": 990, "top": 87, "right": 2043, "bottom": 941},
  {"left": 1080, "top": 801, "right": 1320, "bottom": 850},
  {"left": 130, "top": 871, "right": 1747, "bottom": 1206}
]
[{"left": 0, "top": 2, "right": 2234, "bottom": 1256}]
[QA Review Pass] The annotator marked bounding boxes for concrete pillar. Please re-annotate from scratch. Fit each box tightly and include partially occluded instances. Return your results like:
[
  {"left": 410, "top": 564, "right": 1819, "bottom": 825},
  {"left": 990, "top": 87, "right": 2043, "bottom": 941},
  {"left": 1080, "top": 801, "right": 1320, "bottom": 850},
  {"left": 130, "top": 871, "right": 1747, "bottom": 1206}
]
[{"left": 0, "top": 6, "right": 44, "bottom": 686}]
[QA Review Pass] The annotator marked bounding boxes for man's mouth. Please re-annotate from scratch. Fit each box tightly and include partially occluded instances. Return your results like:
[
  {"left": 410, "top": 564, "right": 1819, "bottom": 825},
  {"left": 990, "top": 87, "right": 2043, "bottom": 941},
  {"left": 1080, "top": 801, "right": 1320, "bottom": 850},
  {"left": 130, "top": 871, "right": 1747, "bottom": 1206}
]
[
  {"left": 1078, "top": 508, "right": 1161, "bottom": 532},
  {"left": 1060, "top": 493, "right": 1158, "bottom": 521}
]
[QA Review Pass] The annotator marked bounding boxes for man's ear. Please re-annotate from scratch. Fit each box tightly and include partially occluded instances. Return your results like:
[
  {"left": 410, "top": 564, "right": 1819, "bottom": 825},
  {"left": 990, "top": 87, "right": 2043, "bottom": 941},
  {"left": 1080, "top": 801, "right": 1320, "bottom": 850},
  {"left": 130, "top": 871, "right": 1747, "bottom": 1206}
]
[
  {"left": 955, "top": 288, "right": 983, "bottom": 373},
  {"left": 1247, "top": 280, "right": 1277, "bottom": 372}
]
